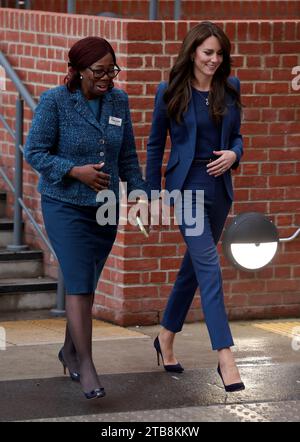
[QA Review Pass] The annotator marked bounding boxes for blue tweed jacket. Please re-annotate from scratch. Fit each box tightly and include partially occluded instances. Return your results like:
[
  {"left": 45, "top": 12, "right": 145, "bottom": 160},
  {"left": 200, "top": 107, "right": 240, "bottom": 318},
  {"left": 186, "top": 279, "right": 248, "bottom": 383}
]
[{"left": 25, "top": 85, "right": 149, "bottom": 206}]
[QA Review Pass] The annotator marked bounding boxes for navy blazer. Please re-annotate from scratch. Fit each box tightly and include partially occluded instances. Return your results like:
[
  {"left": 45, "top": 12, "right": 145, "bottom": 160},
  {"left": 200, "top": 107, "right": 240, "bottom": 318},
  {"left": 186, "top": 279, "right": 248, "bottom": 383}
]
[
  {"left": 146, "top": 77, "right": 243, "bottom": 201},
  {"left": 25, "top": 85, "right": 149, "bottom": 206}
]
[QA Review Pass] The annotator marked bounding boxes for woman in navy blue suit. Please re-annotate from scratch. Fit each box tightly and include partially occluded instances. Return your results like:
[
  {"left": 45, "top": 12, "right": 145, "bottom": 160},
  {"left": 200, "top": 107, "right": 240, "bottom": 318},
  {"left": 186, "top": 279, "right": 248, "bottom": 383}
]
[
  {"left": 147, "top": 22, "right": 245, "bottom": 392},
  {"left": 25, "top": 37, "right": 149, "bottom": 399}
]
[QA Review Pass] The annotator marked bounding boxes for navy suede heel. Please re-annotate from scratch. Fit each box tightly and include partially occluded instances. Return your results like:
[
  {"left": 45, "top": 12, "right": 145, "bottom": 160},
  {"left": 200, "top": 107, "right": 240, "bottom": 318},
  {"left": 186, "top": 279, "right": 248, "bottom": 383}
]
[
  {"left": 217, "top": 364, "right": 245, "bottom": 392},
  {"left": 154, "top": 336, "right": 184, "bottom": 373},
  {"left": 58, "top": 348, "right": 80, "bottom": 382}
]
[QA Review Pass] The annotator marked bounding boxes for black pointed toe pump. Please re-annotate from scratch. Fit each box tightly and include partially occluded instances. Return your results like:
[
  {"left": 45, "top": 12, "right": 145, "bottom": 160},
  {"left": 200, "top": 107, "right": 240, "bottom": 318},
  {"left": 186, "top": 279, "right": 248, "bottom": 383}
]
[
  {"left": 154, "top": 336, "right": 184, "bottom": 373},
  {"left": 58, "top": 348, "right": 80, "bottom": 382},
  {"left": 217, "top": 364, "right": 245, "bottom": 392}
]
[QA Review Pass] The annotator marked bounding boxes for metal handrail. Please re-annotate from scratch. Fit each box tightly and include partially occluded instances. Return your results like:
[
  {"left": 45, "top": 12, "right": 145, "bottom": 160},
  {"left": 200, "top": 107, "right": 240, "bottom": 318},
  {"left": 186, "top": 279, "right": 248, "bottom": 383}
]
[
  {"left": 65, "top": 0, "right": 182, "bottom": 19},
  {"left": 67, "top": 0, "right": 76, "bottom": 13},
  {"left": 149, "top": 0, "right": 181, "bottom": 20},
  {"left": 0, "top": 113, "right": 16, "bottom": 139},
  {"left": 0, "top": 52, "right": 36, "bottom": 112},
  {"left": 0, "top": 167, "right": 15, "bottom": 193},
  {"left": 0, "top": 50, "right": 65, "bottom": 314}
]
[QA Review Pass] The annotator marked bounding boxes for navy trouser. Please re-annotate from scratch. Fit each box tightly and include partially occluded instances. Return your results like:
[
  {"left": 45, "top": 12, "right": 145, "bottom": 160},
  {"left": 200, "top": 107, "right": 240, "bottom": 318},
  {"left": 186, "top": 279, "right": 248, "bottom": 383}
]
[{"left": 161, "top": 163, "right": 234, "bottom": 350}]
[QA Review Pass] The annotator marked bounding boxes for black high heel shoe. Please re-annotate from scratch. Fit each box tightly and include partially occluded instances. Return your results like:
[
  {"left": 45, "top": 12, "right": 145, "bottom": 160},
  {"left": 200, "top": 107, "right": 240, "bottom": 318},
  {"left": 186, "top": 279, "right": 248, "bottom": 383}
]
[
  {"left": 84, "top": 387, "right": 106, "bottom": 400},
  {"left": 217, "top": 364, "right": 245, "bottom": 392},
  {"left": 58, "top": 348, "right": 80, "bottom": 382},
  {"left": 154, "top": 336, "right": 184, "bottom": 373}
]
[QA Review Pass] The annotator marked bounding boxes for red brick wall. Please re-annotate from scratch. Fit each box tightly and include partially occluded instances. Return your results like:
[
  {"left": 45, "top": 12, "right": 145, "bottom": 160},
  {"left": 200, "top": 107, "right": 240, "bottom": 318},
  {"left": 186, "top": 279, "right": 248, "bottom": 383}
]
[
  {"left": 0, "top": 8, "right": 299, "bottom": 325},
  {"left": 4, "top": 0, "right": 300, "bottom": 20}
]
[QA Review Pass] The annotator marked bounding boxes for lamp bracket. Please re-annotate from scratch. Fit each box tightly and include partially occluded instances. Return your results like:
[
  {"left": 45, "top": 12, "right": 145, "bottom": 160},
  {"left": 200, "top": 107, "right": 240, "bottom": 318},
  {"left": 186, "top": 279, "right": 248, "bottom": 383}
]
[{"left": 279, "top": 228, "right": 300, "bottom": 242}]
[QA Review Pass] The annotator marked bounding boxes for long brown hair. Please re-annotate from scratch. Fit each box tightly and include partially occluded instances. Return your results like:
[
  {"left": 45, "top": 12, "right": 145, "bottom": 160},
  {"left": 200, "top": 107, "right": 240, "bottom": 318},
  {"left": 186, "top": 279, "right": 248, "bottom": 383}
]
[{"left": 164, "top": 21, "right": 242, "bottom": 124}]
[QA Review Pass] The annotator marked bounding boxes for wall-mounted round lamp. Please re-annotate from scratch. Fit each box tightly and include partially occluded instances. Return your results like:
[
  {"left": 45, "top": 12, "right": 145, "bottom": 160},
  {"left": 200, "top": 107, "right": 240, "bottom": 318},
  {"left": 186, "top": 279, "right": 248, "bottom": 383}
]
[{"left": 222, "top": 212, "right": 300, "bottom": 271}]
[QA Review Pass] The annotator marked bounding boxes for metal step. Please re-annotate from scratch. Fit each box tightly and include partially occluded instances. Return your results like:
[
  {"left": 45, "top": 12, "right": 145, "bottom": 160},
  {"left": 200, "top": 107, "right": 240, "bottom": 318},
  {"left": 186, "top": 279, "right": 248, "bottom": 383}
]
[
  {"left": 0, "top": 192, "right": 57, "bottom": 312},
  {"left": 0, "top": 277, "right": 57, "bottom": 312},
  {"left": 0, "top": 218, "right": 14, "bottom": 229},
  {"left": 0, "top": 248, "right": 44, "bottom": 279},
  {"left": 0, "top": 192, "right": 6, "bottom": 218},
  {"left": 0, "top": 218, "right": 24, "bottom": 247},
  {"left": 0, "top": 276, "right": 57, "bottom": 293}
]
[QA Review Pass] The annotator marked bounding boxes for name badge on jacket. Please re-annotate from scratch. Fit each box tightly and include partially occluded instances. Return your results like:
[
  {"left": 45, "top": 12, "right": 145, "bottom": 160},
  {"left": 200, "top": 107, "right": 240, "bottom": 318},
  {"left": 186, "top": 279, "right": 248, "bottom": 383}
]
[{"left": 109, "top": 116, "right": 122, "bottom": 127}]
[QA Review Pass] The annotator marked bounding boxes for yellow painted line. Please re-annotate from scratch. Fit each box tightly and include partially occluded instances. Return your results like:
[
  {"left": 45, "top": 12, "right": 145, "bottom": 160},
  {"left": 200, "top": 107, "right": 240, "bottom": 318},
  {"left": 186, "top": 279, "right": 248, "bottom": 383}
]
[
  {"left": 253, "top": 321, "right": 300, "bottom": 338},
  {"left": 0, "top": 318, "right": 147, "bottom": 347}
]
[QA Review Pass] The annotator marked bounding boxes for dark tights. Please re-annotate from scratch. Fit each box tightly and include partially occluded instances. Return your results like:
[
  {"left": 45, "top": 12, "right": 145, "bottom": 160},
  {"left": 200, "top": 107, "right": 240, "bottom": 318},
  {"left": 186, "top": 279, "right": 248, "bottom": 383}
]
[{"left": 62, "top": 293, "right": 102, "bottom": 393}]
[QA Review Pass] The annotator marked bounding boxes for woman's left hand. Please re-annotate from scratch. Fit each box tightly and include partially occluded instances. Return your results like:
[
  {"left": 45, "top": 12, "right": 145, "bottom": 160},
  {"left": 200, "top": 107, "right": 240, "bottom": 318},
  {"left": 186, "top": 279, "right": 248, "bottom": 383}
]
[{"left": 206, "top": 150, "right": 237, "bottom": 177}]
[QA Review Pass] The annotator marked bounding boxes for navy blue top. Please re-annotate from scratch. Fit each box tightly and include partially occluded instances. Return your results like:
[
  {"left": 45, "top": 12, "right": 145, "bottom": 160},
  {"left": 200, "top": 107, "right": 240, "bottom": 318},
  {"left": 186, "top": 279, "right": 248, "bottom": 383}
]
[{"left": 192, "top": 88, "right": 221, "bottom": 159}]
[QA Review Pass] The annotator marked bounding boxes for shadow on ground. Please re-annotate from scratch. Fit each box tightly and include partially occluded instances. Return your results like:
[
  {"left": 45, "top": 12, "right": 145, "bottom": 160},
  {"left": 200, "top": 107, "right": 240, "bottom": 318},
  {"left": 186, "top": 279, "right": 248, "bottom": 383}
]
[{"left": 1, "top": 364, "right": 300, "bottom": 421}]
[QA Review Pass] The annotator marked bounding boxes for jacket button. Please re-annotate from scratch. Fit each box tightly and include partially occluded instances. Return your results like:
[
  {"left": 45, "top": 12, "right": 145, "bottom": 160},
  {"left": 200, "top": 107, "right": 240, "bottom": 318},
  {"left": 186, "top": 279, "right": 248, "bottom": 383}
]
[
  {"left": 99, "top": 152, "right": 104, "bottom": 157},
  {"left": 99, "top": 139, "right": 105, "bottom": 144}
]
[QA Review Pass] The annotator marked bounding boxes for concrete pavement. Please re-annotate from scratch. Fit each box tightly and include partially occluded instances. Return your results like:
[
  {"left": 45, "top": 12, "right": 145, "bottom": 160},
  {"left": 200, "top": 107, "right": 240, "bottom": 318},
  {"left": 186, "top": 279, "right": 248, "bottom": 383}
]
[{"left": 0, "top": 311, "right": 300, "bottom": 422}]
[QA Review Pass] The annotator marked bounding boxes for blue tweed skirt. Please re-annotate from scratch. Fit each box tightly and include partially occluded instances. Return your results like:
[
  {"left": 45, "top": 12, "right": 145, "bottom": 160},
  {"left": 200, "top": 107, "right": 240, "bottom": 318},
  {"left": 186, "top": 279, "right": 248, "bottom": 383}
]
[{"left": 41, "top": 194, "right": 118, "bottom": 295}]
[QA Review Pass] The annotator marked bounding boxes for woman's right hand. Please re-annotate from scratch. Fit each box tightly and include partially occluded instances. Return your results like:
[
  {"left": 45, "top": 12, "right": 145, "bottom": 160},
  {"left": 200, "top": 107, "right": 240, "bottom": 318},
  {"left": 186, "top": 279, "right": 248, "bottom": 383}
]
[{"left": 68, "top": 162, "right": 110, "bottom": 192}]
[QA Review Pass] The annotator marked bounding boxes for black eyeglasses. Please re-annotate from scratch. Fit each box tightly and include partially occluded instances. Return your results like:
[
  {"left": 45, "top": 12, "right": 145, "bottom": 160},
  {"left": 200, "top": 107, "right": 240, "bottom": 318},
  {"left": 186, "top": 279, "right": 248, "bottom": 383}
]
[{"left": 87, "top": 65, "right": 121, "bottom": 80}]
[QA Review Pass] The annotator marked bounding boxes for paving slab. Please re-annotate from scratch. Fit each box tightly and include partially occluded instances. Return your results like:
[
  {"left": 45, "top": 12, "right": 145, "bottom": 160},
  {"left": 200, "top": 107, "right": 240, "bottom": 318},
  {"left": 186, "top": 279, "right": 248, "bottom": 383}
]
[
  {"left": 0, "top": 364, "right": 300, "bottom": 422},
  {"left": 27, "top": 400, "right": 300, "bottom": 422},
  {"left": 0, "top": 318, "right": 145, "bottom": 347},
  {"left": 0, "top": 316, "right": 300, "bottom": 422}
]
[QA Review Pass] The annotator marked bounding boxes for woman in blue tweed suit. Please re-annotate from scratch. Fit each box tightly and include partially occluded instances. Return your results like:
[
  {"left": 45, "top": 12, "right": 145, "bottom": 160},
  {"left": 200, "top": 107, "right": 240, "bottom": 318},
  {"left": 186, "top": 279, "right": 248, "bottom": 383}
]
[{"left": 25, "top": 37, "right": 149, "bottom": 400}]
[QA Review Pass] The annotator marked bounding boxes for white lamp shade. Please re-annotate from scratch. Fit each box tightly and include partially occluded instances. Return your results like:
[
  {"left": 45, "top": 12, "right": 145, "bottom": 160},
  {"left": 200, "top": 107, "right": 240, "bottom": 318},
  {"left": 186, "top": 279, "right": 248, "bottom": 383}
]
[
  {"left": 222, "top": 212, "right": 280, "bottom": 271},
  {"left": 230, "top": 242, "right": 278, "bottom": 270}
]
